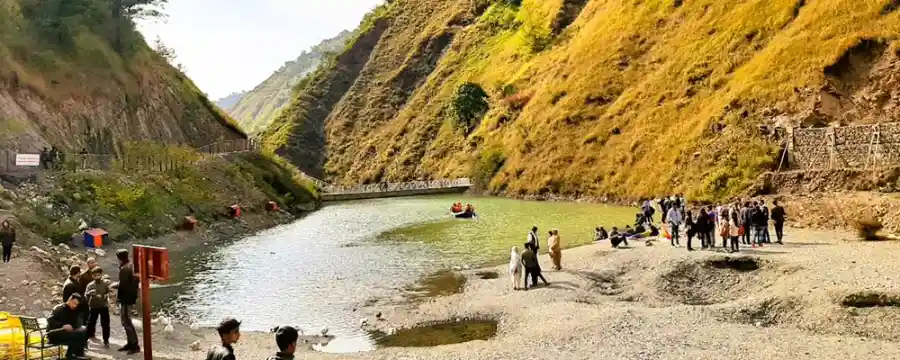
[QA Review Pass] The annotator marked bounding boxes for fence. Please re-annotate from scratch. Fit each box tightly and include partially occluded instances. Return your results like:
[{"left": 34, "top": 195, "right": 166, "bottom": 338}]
[
  {"left": 322, "top": 178, "right": 472, "bottom": 195},
  {"left": 788, "top": 123, "right": 900, "bottom": 171},
  {"left": 0, "top": 138, "right": 259, "bottom": 175}
]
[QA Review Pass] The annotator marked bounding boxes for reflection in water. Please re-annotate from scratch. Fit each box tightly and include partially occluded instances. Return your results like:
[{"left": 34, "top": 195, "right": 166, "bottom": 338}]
[{"left": 160, "top": 195, "right": 635, "bottom": 353}]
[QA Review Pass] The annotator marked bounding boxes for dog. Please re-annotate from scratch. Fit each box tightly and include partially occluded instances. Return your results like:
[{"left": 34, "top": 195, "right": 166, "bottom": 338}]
[{"left": 509, "top": 246, "right": 522, "bottom": 290}]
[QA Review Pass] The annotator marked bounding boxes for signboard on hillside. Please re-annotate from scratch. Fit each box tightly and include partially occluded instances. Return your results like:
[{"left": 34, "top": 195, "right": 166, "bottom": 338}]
[{"left": 14, "top": 154, "right": 40, "bottom": 167}]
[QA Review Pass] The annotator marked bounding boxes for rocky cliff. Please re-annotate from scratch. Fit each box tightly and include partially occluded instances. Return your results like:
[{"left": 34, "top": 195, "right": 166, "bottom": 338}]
[
  {"left": 228, "top": 30, "right": 353, "bottom": 134},
  {"left": 0, "top": 0, "right": 244, "bottom": 154},
  {"left": 215, "top": 91, "right": 248, "bottom": 110},
  {"left": 265, "top": 0, "right": 900, "bottom": 200}
]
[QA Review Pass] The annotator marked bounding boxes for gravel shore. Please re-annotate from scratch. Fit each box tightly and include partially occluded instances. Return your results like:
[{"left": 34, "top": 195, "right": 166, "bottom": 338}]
[{"left": 14, "top": 226, "right": 900, "bottom": 359}]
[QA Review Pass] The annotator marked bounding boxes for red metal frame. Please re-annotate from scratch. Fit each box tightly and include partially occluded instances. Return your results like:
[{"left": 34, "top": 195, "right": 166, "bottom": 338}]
[{"left": 132, "top": 245, "right": 171, "bottom": 360}]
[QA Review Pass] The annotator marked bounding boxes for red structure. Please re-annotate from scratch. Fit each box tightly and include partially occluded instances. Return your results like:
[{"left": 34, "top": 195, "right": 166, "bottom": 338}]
[
  {"left": 265, "top": 201, "right": 279, "bottom": 212},
  {"left": 132, "top": 245, "right": 170, "bottom": 360},
  {"left": 83, "top": 228, "right": 107, "bottom": 248},
  {"left": 229, "top": 205, "right": 242, "bottom": 218}
]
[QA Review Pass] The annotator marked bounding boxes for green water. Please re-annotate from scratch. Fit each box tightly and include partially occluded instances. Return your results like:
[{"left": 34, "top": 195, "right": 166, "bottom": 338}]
[{"left": 378, "top": 195, "right": 636, "bottom": 267}]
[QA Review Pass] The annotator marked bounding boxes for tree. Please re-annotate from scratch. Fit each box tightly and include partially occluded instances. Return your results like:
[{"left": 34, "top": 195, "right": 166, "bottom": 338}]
[
  {"left": 112, "top": 0, "right": 168, "bottom": 52},
  {"left": 449, "top": 82, "right": 490, "bottom": 135},
  {"left": 151, "top": 36, "right": 185, "bottom": 72}
]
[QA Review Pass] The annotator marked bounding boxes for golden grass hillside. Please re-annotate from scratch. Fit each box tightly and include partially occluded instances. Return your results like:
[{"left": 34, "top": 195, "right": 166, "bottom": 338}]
[{"left": 267, "top": 0, "right": 900, "bottom": 201}]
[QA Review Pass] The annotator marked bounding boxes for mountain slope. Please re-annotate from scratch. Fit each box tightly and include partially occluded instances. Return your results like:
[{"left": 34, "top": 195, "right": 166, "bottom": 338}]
[
  {"left": 216, "top": 91, "right": 248, "bottom": 110},
  {"left": 266, "top": 0, "right": 900, "bottom": 200},
  {"left": 228, "top": 30, "right": 352, "bottom": 134},
  {"left": 0, "top": 0, "right": 244, "bottom": 153}
]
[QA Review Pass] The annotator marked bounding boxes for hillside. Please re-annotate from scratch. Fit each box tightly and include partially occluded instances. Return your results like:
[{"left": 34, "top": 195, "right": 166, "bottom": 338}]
[
  {"left": 0, "top": 0, "right": 244, "bottom": 154},
  {"left": 264, "top": 0, "right": 900, "bottom": 200},
  {"left": 228, "top": 30, "right": 353, "bottom": 134},
  {"left": 216, "top": 91, "right": 248, "bottom": 110}
]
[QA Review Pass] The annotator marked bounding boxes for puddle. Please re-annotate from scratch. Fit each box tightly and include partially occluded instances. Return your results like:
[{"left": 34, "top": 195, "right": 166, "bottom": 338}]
[
  {"left": 370, "top": 318, "right": 498, "bottom": 347},
  {"left": 404, "top": 270, "right": 467, "bottom": 301},
  {"left": 475, "top": 271, "right": 499, "bottom": 279}
]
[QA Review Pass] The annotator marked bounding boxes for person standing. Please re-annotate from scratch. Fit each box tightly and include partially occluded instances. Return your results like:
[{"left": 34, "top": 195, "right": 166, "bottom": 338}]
[
  {"left": 0, "top": 220, "right": 14, "bottom": 263},
  {"left": 740, "top": 202, "right": 752, "bottom": 245},
  {"left": 267, "top": 326, "right": 299, "bottom": 360},
  {"left": 760, "top": 200, "right": 772, "bottom": 244},
  {"left": 47, "top": 293, "right": 89, "bottom": 360},
  {"left": 520, "top": 243, "right": 548, "bottom": 289},
  {"left": 771, "top": 200, "right": 787, "bottom": 244},
  {"left": 63, "top": 265, "right": 82, "bottom": 304},
  {"left": 696, "top": 208, "right": 712, "bottom": 250},
  {"left": 729, "top": 211, "right": 741, "bottom": 253},
  {"left": 666, "top": 205, "right": 683, "bottom": 247},
  {"left": 547, "top": 230, "right": 562, "bottom": 270},
  {"left": 112, "top": 249, "right": 140, "bottom": 354},
  {"left": 526, "top": 226, "right": 540, "bottom": 253},
  {"left": 685, "top": 210, "right": 696, "bottom": 251},
  {"left": 206, "top": 318, "right": 241, "bottom": 360},
  {"left": 78, "top": 258, "right": 98, "bottom": 326},
  {"left": 85, "top": 267, "right": 111, "bottom": 347}
]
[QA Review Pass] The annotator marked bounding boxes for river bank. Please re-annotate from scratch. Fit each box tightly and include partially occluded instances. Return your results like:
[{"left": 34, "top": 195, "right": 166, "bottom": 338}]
[{"left": 298, "top": 226, "right": 900, "bottom": 360}]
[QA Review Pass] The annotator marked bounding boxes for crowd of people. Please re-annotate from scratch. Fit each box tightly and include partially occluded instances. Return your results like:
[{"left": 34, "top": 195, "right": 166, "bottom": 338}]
[
  {"left": 47, "top": 250, "right": 140, "bottom": 359},
  {"left": 595, "top": 195, "right": 788, "bottom": 253}
]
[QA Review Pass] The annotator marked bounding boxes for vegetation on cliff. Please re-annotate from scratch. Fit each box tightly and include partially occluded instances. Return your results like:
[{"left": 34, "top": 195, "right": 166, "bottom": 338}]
[
  {"left": 0, "top": 0, "right": 243, "bottom": 152},
  {"left": 264, "top": 0, "right": 900, "bottom": 201},
  {"left": 227, "top": 30, "right": 353, "bottom": 134}
]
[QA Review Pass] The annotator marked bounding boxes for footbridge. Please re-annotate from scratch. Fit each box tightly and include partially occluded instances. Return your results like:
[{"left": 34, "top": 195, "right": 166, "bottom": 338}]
[{"left": 319, "top": 178, "right": 472, "bottom": 202}]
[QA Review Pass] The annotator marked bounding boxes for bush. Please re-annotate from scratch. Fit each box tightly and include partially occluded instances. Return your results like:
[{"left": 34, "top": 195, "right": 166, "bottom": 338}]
[
  {"left": 502, "top": 91, "right": 532, "bottom": 111},
  {"left": 854, "top": 216, "right": 884, "bottom": 241}
]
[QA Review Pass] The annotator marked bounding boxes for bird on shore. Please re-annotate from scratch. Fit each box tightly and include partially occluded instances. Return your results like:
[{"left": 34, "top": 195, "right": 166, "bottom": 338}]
[
  {"left": 375, "top": 311, "right": 382, "bottom": 320},
  {"left": 320, "top": 327, "right": 329, "bottom": 336}
]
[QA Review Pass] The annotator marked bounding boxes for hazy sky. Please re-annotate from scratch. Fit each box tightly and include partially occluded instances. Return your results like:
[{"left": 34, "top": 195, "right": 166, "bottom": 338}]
[{"left": 137, "top": 0, "right": 384, "bottom": 99}]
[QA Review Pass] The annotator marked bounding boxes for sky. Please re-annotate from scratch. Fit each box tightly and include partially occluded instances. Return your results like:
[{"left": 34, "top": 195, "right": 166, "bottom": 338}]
[{"left": 137, "top": 0, "right": 384, "bottom": 99}]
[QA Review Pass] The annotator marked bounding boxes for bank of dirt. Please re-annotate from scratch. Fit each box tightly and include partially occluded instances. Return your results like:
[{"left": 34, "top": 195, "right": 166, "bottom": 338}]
[{"left": 301, "top": 227, "right": 899, "bottom": 360}]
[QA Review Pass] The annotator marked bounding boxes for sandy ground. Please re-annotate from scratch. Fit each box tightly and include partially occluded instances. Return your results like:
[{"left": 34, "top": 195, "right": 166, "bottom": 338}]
[{"left": 269, "top": 227, "right": 900, "bottom": 360}]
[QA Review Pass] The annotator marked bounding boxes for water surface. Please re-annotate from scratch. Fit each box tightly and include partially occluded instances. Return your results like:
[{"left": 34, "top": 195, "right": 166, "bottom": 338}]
[{"left": 159, "top": 195, "right": 635, "bottom": 352}]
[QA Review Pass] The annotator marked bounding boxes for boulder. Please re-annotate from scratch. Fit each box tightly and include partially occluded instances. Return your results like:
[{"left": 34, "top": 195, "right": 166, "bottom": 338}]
[{"left": 189, "top": 341, "right": 201, "bottom": 351}]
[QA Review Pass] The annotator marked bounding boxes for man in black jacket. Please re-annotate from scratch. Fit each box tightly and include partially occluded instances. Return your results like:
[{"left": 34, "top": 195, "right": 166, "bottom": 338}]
[
  {"left": 62, "top": 265, "right": 82, "bottom": 305},
  {"left": 771, "top": 200, "right": 787, "bottom": 244},
  {"left": 206, "top": 318, "right": 241, "bottom": 360},
  {"left": 112, "top": 249, "right": 140, "bottom": 354},
  {"left": 48, "top": 293, "right": 88, "bottom": 360}
]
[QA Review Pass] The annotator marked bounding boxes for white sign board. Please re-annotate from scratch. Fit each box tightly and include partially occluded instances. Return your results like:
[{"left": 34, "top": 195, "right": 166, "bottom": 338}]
[{"left": 15, "top": 154, "right": 40, "bottom": 167}]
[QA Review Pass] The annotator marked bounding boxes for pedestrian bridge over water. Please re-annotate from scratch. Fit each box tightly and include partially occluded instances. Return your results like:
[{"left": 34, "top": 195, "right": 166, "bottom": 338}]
[{"left": 319, "top": 178, "right": 472, "bottom": 202}]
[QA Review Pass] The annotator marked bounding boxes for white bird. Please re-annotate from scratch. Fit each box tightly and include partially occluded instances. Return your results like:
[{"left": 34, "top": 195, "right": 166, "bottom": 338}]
[
  {"left": 164, "top": 324, "right": 174, "bottom": 333},
  {"left": 161, "top": 316, "right": 171, "bottom": 326},
  {"left": 189, "top": 322, "right": 200, "bottom": 331},
  {"left": 320, "top": 327, "right": 329, "bottom": 336},
  {"left": 359, "top": 318, "right": 368, "bottom": 327},
  {"left": 151, "top": 317, "right": 160, "bottom": 325},
  {"left": 189, "top": 340, "right": 201, "bottom": 351}
]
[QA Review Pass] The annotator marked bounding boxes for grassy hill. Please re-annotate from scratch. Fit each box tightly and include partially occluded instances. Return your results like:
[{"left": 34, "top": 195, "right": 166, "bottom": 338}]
[
  {"left": 265, "top": 0, "right": 900, "bottom": 201},
  {"left": 228, "top": 30, "right": 353, "bottom": 134},
  {"left": 0, "top": 0, "right": 319, "bottom": 242}
]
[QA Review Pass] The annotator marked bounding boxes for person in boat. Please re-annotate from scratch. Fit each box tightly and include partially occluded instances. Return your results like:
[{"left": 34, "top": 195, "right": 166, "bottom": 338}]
[
  {"left": 464, "top": 204, "right": 473, "bottom": 214},
  {"left": 451, "top": 203, "right": 462, "bottom": 213}
]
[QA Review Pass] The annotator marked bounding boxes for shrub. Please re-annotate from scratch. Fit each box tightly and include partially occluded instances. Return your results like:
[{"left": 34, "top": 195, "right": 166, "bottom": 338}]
[
  {"left": 502, "top": 91, "right": 532, "bottom": 111},
  {"left": 854, "top": 216, "right": 884, "bottom": 241}
]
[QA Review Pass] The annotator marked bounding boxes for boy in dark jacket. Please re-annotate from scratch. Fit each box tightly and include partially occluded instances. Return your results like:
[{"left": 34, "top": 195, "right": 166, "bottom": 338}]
[
  {"left": 48, "top": 293, "right": 88, "bottom": 359},
  {"left": 267, "top": 326, "right": 299, "bottom": 360},
  {"left": 85, "top": 267, "right": 112, "bottom": 347},
  {"left": 206, "top": 318, "right": 241, "bottom": 360},
  {"left": 62, "top": 265, "right": 82, "bottom": 304}
]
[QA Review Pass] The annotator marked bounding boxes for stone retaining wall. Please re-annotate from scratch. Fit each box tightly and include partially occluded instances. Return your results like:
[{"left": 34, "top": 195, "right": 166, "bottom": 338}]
[{"left": 791, "top": 123, "right": 900, "bottom": 170}]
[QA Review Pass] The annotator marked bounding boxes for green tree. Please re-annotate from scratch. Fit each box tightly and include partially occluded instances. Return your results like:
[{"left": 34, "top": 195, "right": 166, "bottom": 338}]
[
  {"left": 449, "top": 82, "right": 489, "bottom": 135},
  {"left": 112, "top": 0, "right": 168, "bottom": 52}
]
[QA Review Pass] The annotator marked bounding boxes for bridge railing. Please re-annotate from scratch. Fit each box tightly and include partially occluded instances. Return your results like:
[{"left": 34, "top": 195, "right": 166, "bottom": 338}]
[{"left": 323, "top": 178, "right": 471, "bottom": 194}]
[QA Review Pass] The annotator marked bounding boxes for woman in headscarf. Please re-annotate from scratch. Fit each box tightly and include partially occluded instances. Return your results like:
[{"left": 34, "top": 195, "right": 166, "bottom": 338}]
[
  {"left": 509, "top": 246, "right": 522, "bottom": 290},
  {"left": 1, "top": 220, "right": 14, "bottom": 263},
  {"left": 548, "top": 229, "right": 562, "bottom": 270}
]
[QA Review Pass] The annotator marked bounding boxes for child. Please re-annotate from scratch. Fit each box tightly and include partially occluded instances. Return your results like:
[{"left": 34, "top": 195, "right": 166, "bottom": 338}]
[{"left": 85, "top": 267, "right": 111, "bottom": 347}]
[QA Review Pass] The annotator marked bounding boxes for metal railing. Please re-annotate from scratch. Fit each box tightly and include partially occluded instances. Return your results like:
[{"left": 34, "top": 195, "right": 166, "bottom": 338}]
[{"left": 322, "top": 178, "right": 472, "bottom": 195}]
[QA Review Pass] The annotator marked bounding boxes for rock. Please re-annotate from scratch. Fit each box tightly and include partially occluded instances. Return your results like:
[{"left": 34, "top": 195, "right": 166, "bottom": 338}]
[
  {"left": 94, "top": 249, "right": 106, "bottom": 257},
  {"left": 164, "top": 324, "right": 174, "bottom": 333},
  {"left": 33, "top": 299, "right": 42, "bottom": 306},
  {"left": 190, "top": 341, "right": 201, "bottom": 351},
  {"left": 21, "top": 280, "right": 28, "bottom": 286},
  {"left": 30, "top": 246, "right": 49, "bottom": 256},
  {"left": 0, "top": 297, "right": 6, "bottom": 303},
  {"left": 320, "top": 327, "right": 329, "bottom": 336},
  {"left": 359, "top": 318, "right": 368, "bottom": 327},
  {"left": 57, "top": 243, "right": 69, "bottom": 251},
  {"left": 375, "top": 311, "right": 382, "bottom": 319}
]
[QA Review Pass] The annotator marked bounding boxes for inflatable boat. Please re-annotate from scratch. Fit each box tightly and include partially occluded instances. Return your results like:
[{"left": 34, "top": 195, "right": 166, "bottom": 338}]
[{"left": 451, "top": 210, "right": 478, "bottom": 219}]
